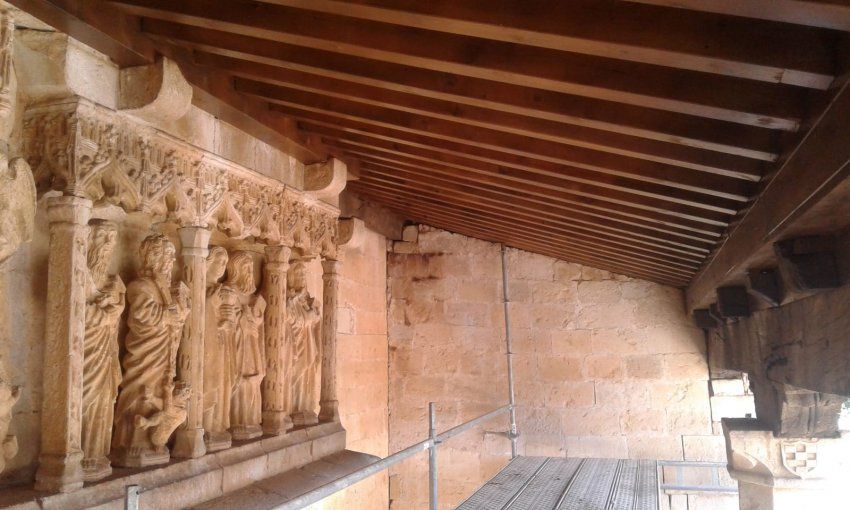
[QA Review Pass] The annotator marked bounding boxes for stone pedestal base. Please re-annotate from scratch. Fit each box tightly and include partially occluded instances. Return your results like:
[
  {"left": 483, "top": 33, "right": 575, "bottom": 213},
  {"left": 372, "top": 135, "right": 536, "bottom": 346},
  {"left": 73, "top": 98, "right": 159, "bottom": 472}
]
[
  {"left": 111, "top": 446, "right": 170, "bottom": 468},
  {"left": 230, "top": 425, "right": 263, "bottom": 441},
  {"left": 34, "top": 452, "right": 84, "bottom": 492},
  {"left": 292, "top": 411, "right": 319, "bottom": 427},
  {"left": 172, "top": 428, "right": 207, "bottom": 459},
  {"left": 723, "top": 418, "right": 850, "bottom": 510},
  {"left": 81, "top": 457, "right": 112, "bottom": 482},
  {"left": 204, "top": 430, "right": 232, "bottom": 452},
  {"left": 262, "top": 410, "right": 294, "bottom": 436},
  {"left": 318, "top": 400, "right": 339, "bottom": 423}
]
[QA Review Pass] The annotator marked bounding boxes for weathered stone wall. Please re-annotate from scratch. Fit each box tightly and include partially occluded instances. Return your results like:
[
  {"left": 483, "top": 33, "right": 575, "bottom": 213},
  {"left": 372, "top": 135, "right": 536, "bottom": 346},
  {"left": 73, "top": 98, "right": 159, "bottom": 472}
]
[{"left": 387, "top": 226, "right": 724, "bottom": 509}]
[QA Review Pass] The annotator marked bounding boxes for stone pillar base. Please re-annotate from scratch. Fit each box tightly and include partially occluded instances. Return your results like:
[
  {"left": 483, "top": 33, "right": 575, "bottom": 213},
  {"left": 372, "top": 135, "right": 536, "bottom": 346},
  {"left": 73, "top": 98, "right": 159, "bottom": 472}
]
[
  {"left": 34, "top": 452, "right": 84, "bottom": 493},
  {"left": 172, "top": 428, "right": 206, "bottom": 459},
  {"left": 262, "top": 410, "right": 294, "bottom": 436},
  {"left": 204, "top": 431, "right": 232, "bottom": 452},
  {"left": 111, "top": 446, "right": 169, "bottom": 468},
  {"left": 723, "top": 418, "right": 850, "bottom": 510},
  {"left": 319, "top": 400, "right": 339, "bottom": 423},
  {"left": 292, "top": 411, "right": 319, "bottom": 427},
  {"left": 231, "top": 425, "right": 263, "bottom": 441},
  {"left": 81, "top": 456, "right": 112, "bottom": 482}
]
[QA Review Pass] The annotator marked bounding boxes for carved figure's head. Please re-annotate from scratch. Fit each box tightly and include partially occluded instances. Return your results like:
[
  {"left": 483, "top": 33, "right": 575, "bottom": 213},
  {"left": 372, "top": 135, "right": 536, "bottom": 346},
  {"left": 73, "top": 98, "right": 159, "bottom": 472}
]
[
  {"left": 138, "top": 234, "right": 176, "bottom": 281},
  {"left": 287, "top": 260, "right": 308, "bottom": 292},
  {"left": 206, "top": 246, "right": 228, "bottom": 284},
  {"left": 87, "top": 220, "right": 118, "bottom": 279},
  {"left": 226, "top": 251, "right": 256, "bottom": 294}
]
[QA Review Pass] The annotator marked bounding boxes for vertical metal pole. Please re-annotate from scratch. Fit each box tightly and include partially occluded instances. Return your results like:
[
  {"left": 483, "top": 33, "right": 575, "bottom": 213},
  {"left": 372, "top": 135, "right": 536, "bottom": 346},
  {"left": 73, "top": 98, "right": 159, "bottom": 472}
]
[
  {"left": 500, "top": 245, "right": 519, "bottom": 458},
  {"left": 428, "top": 402, "right": 438, "bottom": 510},
  {"left": 124, "top": 485, "right": 140, "bottom": 510}
]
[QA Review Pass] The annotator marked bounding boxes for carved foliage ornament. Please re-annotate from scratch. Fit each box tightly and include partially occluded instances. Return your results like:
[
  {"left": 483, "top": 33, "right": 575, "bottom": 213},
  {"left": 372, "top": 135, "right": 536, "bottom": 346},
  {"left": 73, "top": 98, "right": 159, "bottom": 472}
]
[{"left": 23, "top": 100, "right": 339, "bottom": 256}]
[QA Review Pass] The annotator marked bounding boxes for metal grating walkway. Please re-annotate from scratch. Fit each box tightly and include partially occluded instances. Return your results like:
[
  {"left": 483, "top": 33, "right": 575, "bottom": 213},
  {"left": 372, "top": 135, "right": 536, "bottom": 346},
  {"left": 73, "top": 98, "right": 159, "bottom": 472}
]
[{"left": 456, "top": 457, "right": 658, "bottom": 510}]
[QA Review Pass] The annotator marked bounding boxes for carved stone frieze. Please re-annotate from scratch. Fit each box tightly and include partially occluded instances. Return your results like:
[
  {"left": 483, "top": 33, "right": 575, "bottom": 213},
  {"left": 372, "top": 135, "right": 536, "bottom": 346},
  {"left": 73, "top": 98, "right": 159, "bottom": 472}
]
[{"left": 22, "top": 99, "right": 340, "bottom": 256}]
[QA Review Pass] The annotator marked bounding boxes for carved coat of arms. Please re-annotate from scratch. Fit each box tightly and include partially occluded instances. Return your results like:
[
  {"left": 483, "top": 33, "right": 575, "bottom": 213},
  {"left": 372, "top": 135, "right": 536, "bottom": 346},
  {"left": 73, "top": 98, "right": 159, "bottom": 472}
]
[{"left": 781, "top": 440, "right": 818, "bottom": 478}]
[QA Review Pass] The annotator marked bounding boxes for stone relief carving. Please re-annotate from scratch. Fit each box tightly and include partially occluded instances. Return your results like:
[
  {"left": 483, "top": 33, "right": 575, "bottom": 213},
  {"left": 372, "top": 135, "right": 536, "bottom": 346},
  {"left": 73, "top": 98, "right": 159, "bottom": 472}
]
[
  {"left": 224, "top": 251, "right": 266, "bottom": 440},
  {"left": 0, "top": 380, "right": 20, "bottom": 475},
  {"left": 0, "top": 158, "right": 36, "bottom": 266},
  {"left": 81, "top": 220, "right": 125, "bottom": 481},
  {"left": 112, "top": 234, "right": 190, "bottom": 467},
  {"left": 286, "top": 260, "right": 322, "bottom": 426},
  {"left": 202, "top": 246, "right": 233, "bottom": 451},
  {"left": 22, "top": 100, "right": 338, "bottom": 257}
]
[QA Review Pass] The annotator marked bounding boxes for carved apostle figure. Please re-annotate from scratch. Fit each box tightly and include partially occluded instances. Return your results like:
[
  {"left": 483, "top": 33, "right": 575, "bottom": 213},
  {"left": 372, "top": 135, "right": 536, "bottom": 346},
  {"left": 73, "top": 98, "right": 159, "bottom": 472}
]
[
  {"left": 0, "top": 380, "right": 20, "bottom": 475},
  {"left": 81, "top": 220, "right": 125, "bottom": 481},
  {"left": 201, "top": 246, "right": 234, "bottom": 451},
  {"left": 286, "top": 260, "right": 321, "bottom": 426},
  {"left": 224, "top": 251, "right": 266, "bottom": 440},
  {"left": 112, "top": 234, "right": 190, "bottom": 467}
]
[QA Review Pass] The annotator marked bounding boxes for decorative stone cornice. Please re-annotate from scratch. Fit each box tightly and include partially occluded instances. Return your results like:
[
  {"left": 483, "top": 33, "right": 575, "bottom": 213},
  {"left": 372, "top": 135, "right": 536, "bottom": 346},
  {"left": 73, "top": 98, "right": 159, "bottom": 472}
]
[{"left": 22, "top": 98, "right": 339, "bottom": 257}]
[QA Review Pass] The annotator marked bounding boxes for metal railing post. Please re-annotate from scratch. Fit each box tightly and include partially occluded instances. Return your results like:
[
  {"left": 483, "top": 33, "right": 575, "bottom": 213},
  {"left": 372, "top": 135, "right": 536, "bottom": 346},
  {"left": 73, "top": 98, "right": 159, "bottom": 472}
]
[
  {"left": 428, "top": 402, "right": 438, "bottom": 510},
  {"left": 124, "top": 485, "right": 140, "bottom": 510},
  {"left": 500, "top": 245, "right": 519, "bottom": 458}
]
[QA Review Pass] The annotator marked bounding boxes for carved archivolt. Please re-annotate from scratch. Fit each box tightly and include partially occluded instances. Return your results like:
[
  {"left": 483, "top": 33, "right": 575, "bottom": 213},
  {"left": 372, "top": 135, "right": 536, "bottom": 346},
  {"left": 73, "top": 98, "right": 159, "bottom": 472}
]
[{"left": 22, "top": 99, "right": 339, "bottom": 257}]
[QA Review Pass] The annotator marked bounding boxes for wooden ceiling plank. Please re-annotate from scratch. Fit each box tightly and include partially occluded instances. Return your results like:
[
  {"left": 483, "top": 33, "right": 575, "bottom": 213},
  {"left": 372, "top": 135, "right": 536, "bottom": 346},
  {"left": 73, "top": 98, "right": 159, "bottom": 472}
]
[
  {"left": 626, "top": 0, "right": 850, "bottom": 31},
  {"left": 148, "top": 23, "right": 781, "bottom": 159},
  {"left": 197, "top": 52, "right": 765, "bottom": 180},
  {"left": 256, "top": 0, "right": 838, "bottom": 89},
  {"left": 353, "top": 158, "right": 720, "bottom": 246},
  {"left": 352, "top": 180, "right": 706, "bottom": 267},
  {"left": 328, "top": 139, "right": 736, "bottom": 224},
  {"left": 365, "top": 195, "right": 697, "bottom": 280},
  {"left": 350, "top": 151, "right": 727, "bottom": 238},
  {"left": 235, "top": 77, "right": 762, "bottom": 194},
  {"left": 121, "top": 2, "right": 812, "bottom": 129},
  {"left": 687, "top": 78, "right": 850, "bottom": 310}
]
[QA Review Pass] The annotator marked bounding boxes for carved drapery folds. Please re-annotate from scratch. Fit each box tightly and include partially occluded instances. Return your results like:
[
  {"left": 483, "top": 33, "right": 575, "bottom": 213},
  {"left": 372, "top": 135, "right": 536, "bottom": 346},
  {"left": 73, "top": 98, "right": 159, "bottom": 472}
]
[
  {"left": 23, "top": 98, "right": 341, "bottom": 491},
  {"left": 0, "top": 380, "right": 20, "bottom": 475}
]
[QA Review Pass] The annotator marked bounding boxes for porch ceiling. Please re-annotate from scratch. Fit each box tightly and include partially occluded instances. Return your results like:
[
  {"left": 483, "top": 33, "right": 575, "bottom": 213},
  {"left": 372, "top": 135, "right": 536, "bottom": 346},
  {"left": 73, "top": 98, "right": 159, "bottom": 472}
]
[{"left": 12, "top": 0, "right": 850, "bottom": 289}]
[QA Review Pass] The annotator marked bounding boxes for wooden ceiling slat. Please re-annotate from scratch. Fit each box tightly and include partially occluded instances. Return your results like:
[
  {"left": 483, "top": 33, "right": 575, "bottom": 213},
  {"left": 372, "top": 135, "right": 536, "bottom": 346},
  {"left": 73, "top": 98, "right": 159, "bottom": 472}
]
[
  {"left": 327, "top": 139, "right": 736, "bottom": 225},
  {"left": 352, "top": 157, "right": 721, "bottom": 244},
  {"left": 122, "top": 2, "right": 814, "bottom": 129},
  {"left": 235, "top": 77, "right": 763, "bottom": 192},
  {"left": 197, "top": 52, "right": 766, "bottom": 179},
  {"left": 258, "top": 0, "right": 838, "bottom": 88},
  {"left": 145, "top": 21, "right": 781, "bottom": 160},
  {"left": 365, "top": 194, "right": 695, "bottom": 282},
  {"left": 348, "top": 151, "right": 727, "bottom": 238},
  {"left": 350, "top": 179, "right": 706, "bottom": 267},
  {"left": 627, "top": 0, "right": 850, "bottom": 31}
]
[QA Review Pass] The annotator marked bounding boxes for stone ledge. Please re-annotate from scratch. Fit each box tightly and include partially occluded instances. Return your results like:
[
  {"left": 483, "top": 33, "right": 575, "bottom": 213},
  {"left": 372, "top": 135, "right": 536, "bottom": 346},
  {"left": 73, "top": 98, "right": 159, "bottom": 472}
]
[
  {"left": 0, "top": 422, "right": 345, "bottom": 510},
  {"left": 191, "top": 450, "right": 380, "bottom": 509}
]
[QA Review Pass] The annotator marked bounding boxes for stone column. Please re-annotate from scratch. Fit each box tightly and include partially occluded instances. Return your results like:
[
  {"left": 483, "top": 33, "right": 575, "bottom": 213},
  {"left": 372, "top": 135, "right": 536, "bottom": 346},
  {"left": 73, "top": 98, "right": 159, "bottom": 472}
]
[
  {"left": 724, "top": 418, "right": 850, "bottom": 510},
  {"left": 262, "top": 245, "right": 294, "bottom": 435},
  {"left": 34, "top": 196, "right": 91, "bottom": 492},
  {"left": 318, "top": 258, "right": 341, "bottom": 423},
  {"left": 172, "top": 227, "right": 210, "bottom": 459}
]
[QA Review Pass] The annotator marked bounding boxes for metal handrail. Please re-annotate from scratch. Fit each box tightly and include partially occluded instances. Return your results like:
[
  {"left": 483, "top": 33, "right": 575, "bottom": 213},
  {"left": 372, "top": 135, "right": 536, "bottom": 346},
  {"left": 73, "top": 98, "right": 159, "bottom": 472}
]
[{"left": 271, "top": 404, "right": 514, "bottom": 510}]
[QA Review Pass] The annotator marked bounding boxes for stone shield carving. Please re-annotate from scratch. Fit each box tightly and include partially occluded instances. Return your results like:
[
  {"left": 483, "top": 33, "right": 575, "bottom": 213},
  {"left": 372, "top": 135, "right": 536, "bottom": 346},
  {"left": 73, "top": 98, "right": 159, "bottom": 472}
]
[{"left": 781, "top": 440, "right": 819, "bottom": 478}]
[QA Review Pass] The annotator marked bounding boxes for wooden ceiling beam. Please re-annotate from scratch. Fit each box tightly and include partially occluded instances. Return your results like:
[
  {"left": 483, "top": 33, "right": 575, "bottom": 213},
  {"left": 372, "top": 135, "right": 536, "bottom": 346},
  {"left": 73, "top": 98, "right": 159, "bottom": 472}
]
[
  {"left": 236, "top": 78, "right": 762, "bottom": 192},
  {"left": 145, "top": 22, "right": 780, "bottom": 160},
  {"left": 352, "top": 157, "right": 720, "bottom": 246},
  {"left": 347, "top": 150, "right": 726, "bottom": 238},
  {"left": 627, "top": 0, "right": 850, "bottom": 31},
  {"left": 120, "top": 2, "right": 813, "bottom": 129},
  {"left": 351, "top": 178, "right": 706, "bottom": 266},
  {"left": 258, "top": 0, "right": 838, "bottom": 88},
  {"left": 196, "top": 52, "right": 766, "bottom": 179},
  {"left": 687, "top": 78, "right": 850, "bottom": 310},
  {"left": 326, "top": 138, "right": 736, "bottom": 225}
]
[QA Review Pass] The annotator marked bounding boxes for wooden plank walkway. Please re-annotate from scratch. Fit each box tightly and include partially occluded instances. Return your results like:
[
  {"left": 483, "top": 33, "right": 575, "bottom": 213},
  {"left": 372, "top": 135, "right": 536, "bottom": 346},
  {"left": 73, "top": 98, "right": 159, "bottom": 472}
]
[{"left": 456, "top": 457, "right": 658, "bottom": 510}]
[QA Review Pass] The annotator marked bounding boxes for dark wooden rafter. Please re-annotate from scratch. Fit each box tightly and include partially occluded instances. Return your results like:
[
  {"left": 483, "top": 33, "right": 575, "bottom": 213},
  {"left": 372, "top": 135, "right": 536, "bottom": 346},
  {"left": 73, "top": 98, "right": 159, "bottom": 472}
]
[{"left": 13, "top": 0, "right": 848, "bottom": 288}]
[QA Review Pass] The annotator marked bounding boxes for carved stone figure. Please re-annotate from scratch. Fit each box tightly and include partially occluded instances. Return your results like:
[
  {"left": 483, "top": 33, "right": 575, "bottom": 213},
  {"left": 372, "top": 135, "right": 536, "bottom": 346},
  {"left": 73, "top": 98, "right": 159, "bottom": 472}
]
[
  {"left": 0, "top": 380, "right": 20, "bottom": 475},
  {"left": 286, "top": 260, "right": 321, "bottom": 426},
  {"left": 202, "top": 246, "right": 233, "bottom": 451},
  {"left": 0, "top": 158, "right": 36, "bottom": 266},
  {"left": 224, "top": 251, "right": 266, "bottom": 440},
  {"left": 81, "top": 220, "right": 125, "bottom": 481},
  {"left": 112, "top": 234, "right": 190, "bottom": 467},
  {"left": 135, "top": 382, "right": 190, "bottom": 450}
]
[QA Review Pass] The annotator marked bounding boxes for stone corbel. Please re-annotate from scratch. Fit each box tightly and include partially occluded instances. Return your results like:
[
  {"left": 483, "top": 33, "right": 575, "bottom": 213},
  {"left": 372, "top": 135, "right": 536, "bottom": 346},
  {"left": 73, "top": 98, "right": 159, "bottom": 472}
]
[
  {"left": 118, "top": 58, "right": 192, "bottom": 124},
  {"left": 337, "top": 217, "right": 366, "bottom": 253},
  {"left": 304, "top": 158, "right": 347, "bottom": 201}
]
